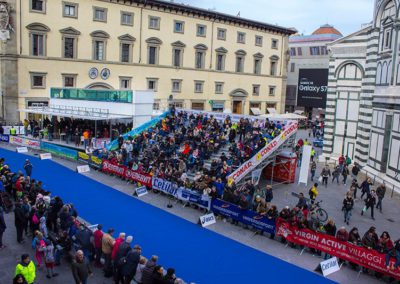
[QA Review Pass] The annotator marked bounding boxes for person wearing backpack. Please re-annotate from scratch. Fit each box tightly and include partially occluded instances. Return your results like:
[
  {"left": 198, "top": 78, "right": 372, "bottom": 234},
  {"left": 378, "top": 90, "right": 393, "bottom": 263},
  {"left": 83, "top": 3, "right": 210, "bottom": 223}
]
[
  {"left": 121, "top": 244, "right": 141, "bottom": 284},
  {"left": 342, "top": 192, "right": 354, "bottom": 225},
  {"left": 114, "top": 235, "right": 133, "bottom": 284},
  {"left": 31, "top": 231, "right": 46, "bottom": 268},
  {"left": 43, "top": 239, "right": 58, "bottom": 279}
]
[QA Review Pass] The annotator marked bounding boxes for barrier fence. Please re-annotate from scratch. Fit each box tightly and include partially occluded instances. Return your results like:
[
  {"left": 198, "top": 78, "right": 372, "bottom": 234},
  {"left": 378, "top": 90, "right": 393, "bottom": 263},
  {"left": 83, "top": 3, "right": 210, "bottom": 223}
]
[{"left": 1, "top": 134, "right": 400, "bottom": 280}]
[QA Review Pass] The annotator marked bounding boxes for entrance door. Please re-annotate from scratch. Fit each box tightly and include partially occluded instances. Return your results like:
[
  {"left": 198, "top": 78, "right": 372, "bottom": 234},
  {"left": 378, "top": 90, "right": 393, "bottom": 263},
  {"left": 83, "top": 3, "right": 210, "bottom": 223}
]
[
  {"left": 233, "top": 101, "right": 242, "bottom": 114},
  {"left": 346, "top": 142, "right": 355, "bottom": 160}
]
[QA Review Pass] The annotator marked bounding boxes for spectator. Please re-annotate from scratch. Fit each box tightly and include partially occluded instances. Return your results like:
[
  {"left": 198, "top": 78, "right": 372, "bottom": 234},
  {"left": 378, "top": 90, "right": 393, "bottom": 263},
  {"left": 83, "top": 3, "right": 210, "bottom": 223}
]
[
  {"left": 134, "top": 257, "right": 147, "bottom": 284},
  {"left": 13, "top": 274, "right": 28, "bottom": 284},
  {"left": 377, "top": 231, "right": 393, "bottom": 254},
  {"left": 360, "top": 177, "right": 372, "bottom": 199},
  {"left": 348, "top": 227, "right": 361, "bottom": 246},
  {"left": 39, "top": 216, "right": 48, "bottom": 239},
  {"left": 342, "top": 165, "right": 349, "bottom": 185},
  {"left": 54, "top": 231, "right": 72, "bottom": 265},
  {"left": 14, "top": 201, "right": 26, "bottom": 244},
  {"left": 349, "top": 179, "right": 359, "bottom": 199},
  {"left": 362, "top": 226, "right": 378, "bottom": 250},
  {"left": 351, "top": 162, "right": 360, "bottom": 179},
  {"left": 43, "top": 239, "right": 58, "bottom": 279},
  {"left": 164, "top": 268, "right": 177, "bottom": 284},
  {"left": 336, "top": 227, "right": 349, "bottom": 242},
  {"left": 308, "top": 183, "right": 318, "bottom": 204},
  {"left": 361, "top": 189, "right": 376, "bottom": 220},
  {"left": 114, "top": 235, "right": 133, "bottom": 283},
  {"left": 93, "top": 224, "right": 104, "bottom": 267},
  {"left": 296, "top": 193, "right": 307, "bottom": 209},
  {"left": 102, "top": 228, "right": 115, "bottom": 277},
  {"left": 265, "top": 185, "right": 273, "bottom": 203},
  {"left": 310, "top": 160, "right": 316, "bottom": 181},
  {"left": 75, "top": 224, "right": 93, "bottom": 260},
  {"left": 342, "top": 192, "right": 354, "bottom": 225},
  {"left": 386, "top": 238, "right": 400, "bottom": 270},
  {"left": 376, "top": 184, "right": 386, "bottom": 213},
  {"left": 71, "top": 250, "right": 92, "bottom": 284},
  {"left": 112, "top": 232, "right": 126, "bottom": 262},
  {"left": 32, "top": 230, "right": 45, "bottom": 268},
  {"left": 0, "top": 206, "right": 6, "bottom": 249},
  {"left": 152, "top": 265, "right": 166, "bottom": 284},
  {"left": 142, "top": 255, "right": 158, "bottom": 284},
  {"left": 320, "top": 165, "right": 331, "bottom": 187},
  {"left": 332, "top": 165, "right": 340, "bottom": 184},
  {"left": 15, "top": 254, "right": 36, "bottom": 284},
  {"left": 23, "top": 159, "right": 33, "bottom": 178},
  {"left": 121, "top": 244, "right": 141, "bottom": 284}
]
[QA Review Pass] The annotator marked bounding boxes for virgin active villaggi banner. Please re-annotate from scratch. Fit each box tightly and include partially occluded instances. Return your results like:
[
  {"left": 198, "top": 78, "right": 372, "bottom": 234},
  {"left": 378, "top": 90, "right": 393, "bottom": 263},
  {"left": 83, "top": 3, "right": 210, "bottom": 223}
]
[
  {"left": 211, "top": 199, "right": 276, "bottom": 235},
  {"left": 276, "top": 219, "right": 400, "bottom": 279},
  {"left": 228, "top": 122, "right": 298, "bottom": 184},
  {"left": 102, "top": 160, "right": 152, "bottom": 187}
]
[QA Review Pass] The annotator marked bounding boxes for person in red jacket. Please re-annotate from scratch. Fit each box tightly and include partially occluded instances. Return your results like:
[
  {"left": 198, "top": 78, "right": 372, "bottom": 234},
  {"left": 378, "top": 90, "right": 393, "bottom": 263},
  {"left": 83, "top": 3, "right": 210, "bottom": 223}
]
[
  {"left": 93, "top": 224, "right": 104, "bottom": 267},
  {"left": 111, "top": 233, "right": 126, "bottom": 261}
]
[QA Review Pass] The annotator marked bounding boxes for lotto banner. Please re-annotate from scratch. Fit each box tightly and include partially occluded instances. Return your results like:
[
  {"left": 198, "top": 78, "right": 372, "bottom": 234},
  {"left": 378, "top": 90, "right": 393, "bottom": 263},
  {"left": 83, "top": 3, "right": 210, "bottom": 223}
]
[
  {"left": 101, "top": 160, "right": 152, "bottom": 187},
  {"left": 276, "top": 219, "right": 400, "bottom": 279},
  {"left": 10, "top": 136, "right": 40, "bottom": 149}
]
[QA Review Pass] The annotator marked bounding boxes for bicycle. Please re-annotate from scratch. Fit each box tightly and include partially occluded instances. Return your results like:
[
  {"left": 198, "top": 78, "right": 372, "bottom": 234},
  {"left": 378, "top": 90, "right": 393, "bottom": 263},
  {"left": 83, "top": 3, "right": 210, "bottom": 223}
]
[{"left": 309, "top": 200, "right": 328, "bottom": 223}]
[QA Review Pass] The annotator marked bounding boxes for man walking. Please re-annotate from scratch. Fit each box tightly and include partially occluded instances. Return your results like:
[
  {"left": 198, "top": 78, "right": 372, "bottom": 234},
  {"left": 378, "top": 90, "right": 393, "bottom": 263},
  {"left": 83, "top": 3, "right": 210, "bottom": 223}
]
[
  {"left": 360, "top": 177, "right": 372, "bottom": 199},
  {"left": 310, "top": 161, "right": 316, "bottom": 181},
  {"left": 362, "top": 189, "right": 376, "bottom": 220},
  {"left": 15, "top": 254, "right": 36, "bottom": 284},
  {"left": 23, "top": 159, "right": 33, "bottom": 177},
  {"left": 342, "top": 192, "right": 354, "bottom": 225},
  {"left": 376, "top": 184, "right": 386, "bottom": 213},
  {"left": 321, "top": 165, "right": 331, "bottom": 187},
  {"left": 351, "top": 162, "right": 360, "bottom": 179}
]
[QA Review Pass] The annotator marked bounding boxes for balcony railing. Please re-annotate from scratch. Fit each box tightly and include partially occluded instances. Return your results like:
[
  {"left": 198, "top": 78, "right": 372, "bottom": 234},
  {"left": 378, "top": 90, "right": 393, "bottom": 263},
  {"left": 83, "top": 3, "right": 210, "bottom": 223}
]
[{"left": 50, "top": 88, "right": 133, "bottom": 103}]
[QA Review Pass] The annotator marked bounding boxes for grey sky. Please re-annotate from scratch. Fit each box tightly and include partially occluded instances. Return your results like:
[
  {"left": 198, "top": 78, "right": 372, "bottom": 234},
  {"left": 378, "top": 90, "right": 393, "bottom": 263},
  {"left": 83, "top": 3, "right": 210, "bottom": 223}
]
[{"left": 179, "top": 0, "right": 374, "bottom": 36}]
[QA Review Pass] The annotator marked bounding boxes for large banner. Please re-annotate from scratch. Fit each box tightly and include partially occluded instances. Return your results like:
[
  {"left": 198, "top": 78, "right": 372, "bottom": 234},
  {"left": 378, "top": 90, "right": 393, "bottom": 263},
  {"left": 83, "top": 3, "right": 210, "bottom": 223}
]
[
  {"left": 276, "top": 219, "right": 400, "bottom": 279},
  {"left": 211, "top": 199, "right": 276, "bottom": 235},
  {"left": 77, "top": 152, "right": 103, "bottom": 169},
  {"left": 297, "top": 68, "right": 328, "bottom": 108},
  {"left": 10, "top": 136, "right": 40, "bottom": 149},
  {"left": 40, "top": 142, "right": 78, "bottom": 161},
  {"left": 101, "top": 160, "right": 152, "bottom": 187},
  {"left": 227, "top": 122, "right": 298, "bottom": 184},
  {"left": 0, "top": 134, "right": 9, "bottom": 143}
]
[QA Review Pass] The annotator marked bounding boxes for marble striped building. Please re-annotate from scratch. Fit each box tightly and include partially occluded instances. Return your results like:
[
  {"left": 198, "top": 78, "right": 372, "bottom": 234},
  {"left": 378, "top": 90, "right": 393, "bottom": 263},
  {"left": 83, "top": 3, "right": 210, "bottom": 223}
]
[{"left": 323, "top": 0, "right": 400, "bottom": 183}]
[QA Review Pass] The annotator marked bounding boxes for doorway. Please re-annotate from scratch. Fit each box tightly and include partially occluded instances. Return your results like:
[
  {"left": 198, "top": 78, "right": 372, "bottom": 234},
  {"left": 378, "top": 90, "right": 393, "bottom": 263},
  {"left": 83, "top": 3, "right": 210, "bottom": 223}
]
[{"left": 233, "top": 101, "right": 242, "bottom": 114}]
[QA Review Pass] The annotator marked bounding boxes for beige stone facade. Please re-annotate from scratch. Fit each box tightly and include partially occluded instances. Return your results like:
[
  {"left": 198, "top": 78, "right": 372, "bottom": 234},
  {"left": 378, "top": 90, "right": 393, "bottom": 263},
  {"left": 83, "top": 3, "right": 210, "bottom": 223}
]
[{"left": 0, "top": 0, "right": 294, "bottom": 122}]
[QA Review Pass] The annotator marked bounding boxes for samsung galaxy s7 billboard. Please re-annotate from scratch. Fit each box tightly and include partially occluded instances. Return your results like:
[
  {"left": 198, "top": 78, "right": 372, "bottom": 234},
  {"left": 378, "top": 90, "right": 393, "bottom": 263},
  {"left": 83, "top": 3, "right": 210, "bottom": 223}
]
[{"left": 297, "top": 69, "right": 328, "bottom": 108}]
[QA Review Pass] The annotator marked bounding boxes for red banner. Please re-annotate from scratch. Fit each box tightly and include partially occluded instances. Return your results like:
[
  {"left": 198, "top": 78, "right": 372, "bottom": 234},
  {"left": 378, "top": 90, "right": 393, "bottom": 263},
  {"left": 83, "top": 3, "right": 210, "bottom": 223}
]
[
  {"left": 276, "top": 219, "right": 400, "bottom": 279},
  {"left": 102, "top": 160, "right": 152, "bottom": 187}
]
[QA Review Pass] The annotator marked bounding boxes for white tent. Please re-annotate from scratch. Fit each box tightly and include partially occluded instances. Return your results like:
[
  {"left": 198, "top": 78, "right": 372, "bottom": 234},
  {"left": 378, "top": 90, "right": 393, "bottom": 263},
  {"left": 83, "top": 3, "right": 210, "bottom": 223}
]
[{"left": 260, "top": 113, "right": 307, "bottom": 120}]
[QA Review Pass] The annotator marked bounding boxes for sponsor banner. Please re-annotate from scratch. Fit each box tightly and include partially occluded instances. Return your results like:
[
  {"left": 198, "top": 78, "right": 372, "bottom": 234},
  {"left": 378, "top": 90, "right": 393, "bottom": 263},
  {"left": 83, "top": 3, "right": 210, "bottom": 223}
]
[
  {"left": 89, "top": 155, "right": 103, "bottom": 169},
  {"left": 16, "top": 147, "right": 28, "bottom": 153},
  {"left": 40, "top": 142, "right": 78, "bottom": 161},
  {"left": 135, "top": 186, "right": 148, "bottom": 197},
  {"left": 10, "top": 136, "right": 40, "bottom": 149},
  {"left": 228, "top": 122, "right": 298, "bottom": 184},
  {"left": 297, "top": 68, "right": 328, "bottom": 108},
  {"left": 200, "top": 213, "right": 216, "bottom": 227},
  {"left": 77, "top": 165, "right": 90, "bottom": 173},
  {"left": 211, "top": 199, "right": 276, "bottom": 234},
  {"left": 77, "top": 152, "right": 90, "bottom": 164},
  {"left": 276, "top": 219, "right": 400, "bottom": 279},
  {"left": 320, "top": 257, "right": 340, "bottom": 277},
  {"left": 0, "top": 134, "right": 9, "bottom": 143},
  {"left": 40, "top": 153, "right": 52, "bottom": 160},
  {"left": 101, "top": 160, "right": 152, "bottom": 187},
  {"left": 152, "top": 177, "right": 179, "bottom": 196}
]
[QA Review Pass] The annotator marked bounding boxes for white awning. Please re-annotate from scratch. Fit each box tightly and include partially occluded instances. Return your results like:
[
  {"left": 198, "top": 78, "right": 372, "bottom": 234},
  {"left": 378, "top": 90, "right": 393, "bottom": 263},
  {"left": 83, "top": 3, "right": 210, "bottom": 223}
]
[
  {"left": 267, "top": 108, "right": 276, "bottom": 114},
  {"left": 18, "top": 106, "right": 133, "bottom": 121},
  {"left": 250, "top": 108, "right": 261, "bottom": 115}
]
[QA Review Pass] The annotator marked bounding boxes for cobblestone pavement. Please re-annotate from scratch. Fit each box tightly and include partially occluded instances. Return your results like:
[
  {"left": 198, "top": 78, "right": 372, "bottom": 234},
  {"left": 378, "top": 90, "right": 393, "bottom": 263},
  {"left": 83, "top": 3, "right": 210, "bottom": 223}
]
[{"left": 0, "top": 133, "right": 399, "bottom": 284}]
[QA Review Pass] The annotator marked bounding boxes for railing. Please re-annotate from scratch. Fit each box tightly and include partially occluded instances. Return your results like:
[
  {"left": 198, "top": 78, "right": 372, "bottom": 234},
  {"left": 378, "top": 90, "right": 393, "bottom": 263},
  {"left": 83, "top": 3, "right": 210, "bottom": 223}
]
[{"left": 50, "top": 88, "right": 133, "bottom": 103}]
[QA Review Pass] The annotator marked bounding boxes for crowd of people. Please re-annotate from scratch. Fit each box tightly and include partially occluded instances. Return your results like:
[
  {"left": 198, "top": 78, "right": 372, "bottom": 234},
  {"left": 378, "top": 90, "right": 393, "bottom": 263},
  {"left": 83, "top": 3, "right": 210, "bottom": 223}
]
[{"left": 0, "top": 159, "right": 187, "bottom": 284}]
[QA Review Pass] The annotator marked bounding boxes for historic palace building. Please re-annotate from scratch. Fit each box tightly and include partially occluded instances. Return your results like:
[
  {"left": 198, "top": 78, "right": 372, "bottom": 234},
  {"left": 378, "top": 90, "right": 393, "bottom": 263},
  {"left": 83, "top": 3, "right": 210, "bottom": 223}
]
[{"left": 0, "top": 0, "right": 295, "bottom": 122}]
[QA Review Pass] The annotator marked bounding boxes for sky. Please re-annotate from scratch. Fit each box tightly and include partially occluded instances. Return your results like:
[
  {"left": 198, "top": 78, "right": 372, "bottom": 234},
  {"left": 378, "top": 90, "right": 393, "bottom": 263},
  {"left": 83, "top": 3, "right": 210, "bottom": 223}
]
[{"left": 179, "top": 0, "right": 374, "bottom": 36}]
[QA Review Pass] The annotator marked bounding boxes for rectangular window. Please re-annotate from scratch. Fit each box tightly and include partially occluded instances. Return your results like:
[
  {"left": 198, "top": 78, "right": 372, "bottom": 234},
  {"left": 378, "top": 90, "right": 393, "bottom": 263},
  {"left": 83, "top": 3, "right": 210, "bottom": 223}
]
[
  {"left": 173, "top": 49, "right": 182, "bottom": 67},
  {"left": 252, "top": 85, "right": 260, "bottom": 96},
  {"left": 236, "top": 56, "right": 244, "bottom": 73},
  {"left": 31, "top": 34, "right": 44, "bottom": 56},
  {"left": 147, "top": 78, "right": 158, "bottom": 91},
  {"left": 237, "top": 32, "right": 246, "bottom": 43},
  {"left": 93, "top": 7, "right": 107, "bottom": 22},
  {"left": 153, "top": 100, "right": 160, "bottom": 111},
  {"left": 321, "top": 46, "right": 328, "bottom": 55},
  {"left": 269, "top": 86, "right": 276, "bottom": 96},
  {"left": 271, "top": 39, "right": 278, "bottom": 49},
  {"left": 64, "top": 37, "right": 75, "bottom": 59},
  {"left": 217, "top": 28, "right": 226, "bottom": 40},
  {"left": 120, "top": 77, "right": 131, "bottom": 89},
  {"left": 216, "top": 54, "right": 225, "bottom": 71},
  {"left": 148, "top": 46, "right": 157, "bottom": 65},
  {"left": 384, "top": 28, "right": 392, "bottom": 49},
  {"left": 194, "top": 81, "right": 204, "bottom": 93},
  {"left": 63, "top": 2, "right": 78, "bottom": 18},
  {"left": 172, "top": 80, "right": 181, "bottom": 93},
  {"left": 30, "top": 73, "right": 46, "bottom": 89},
  {"left": 174, "top": 21, "right": 184, "bottom": 33},
  {"left": 121, "top": 12, "right": 133, "bottom": 26},
  {"left": 290, "top": 62, "right": 295, "bottom": 72},
  {"left": 192, "top": 102, "right": 204, "bottom": 110},
  {"left": 297, "top": 47, "right": 303, "bottom": 56},
  {"left": 270, "top": 61, "right": 277, "bottom": 76},
  {"left": 63, "top": 75, "right": 76, "bottom": 88},
  {"left": 149, "top": 16, "right": 160, "bottom": 30},
  {"left": 255, "top": 35, "right": 263, "bottom": 46},
  {"left": 94, "top": 40, "right": 105, "bottom": 61},
  {"left": 215, "top": 82, "right": 224, "bottom": 94},
  {"left": 31, "top": 0, "right": 45, "bottom": 12},
  {"left": 121, "top": 43, "right": 131, "bottom": 63},
  {"left": 195, "top": 51, "right": 204, "bottom": 69},
  {"left": 310, "top": 46, "right": 320, "bottom": 55},
  {"left": 197, "top": 24, "right": 206, "bottom": 37},
  {"left": 290, "top": 47, "right": 296, "bottom": 56},
  {"left": 254, "top": 59, "right": 261, "bottom": 74}
]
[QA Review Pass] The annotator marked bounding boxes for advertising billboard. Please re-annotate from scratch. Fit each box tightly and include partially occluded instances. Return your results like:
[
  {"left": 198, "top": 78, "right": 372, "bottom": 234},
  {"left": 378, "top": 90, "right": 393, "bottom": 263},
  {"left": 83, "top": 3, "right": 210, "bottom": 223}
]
[{"left": 297, "top": 69, "right": 328, "bottom": 108}]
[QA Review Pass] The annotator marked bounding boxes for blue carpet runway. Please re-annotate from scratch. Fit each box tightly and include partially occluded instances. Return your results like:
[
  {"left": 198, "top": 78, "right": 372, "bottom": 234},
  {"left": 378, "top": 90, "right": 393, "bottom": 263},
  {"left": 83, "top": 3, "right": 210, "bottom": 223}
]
[{"left": 0, "top": 148, "right": 335, "bottom": 284}]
